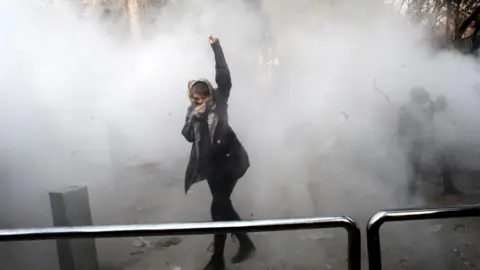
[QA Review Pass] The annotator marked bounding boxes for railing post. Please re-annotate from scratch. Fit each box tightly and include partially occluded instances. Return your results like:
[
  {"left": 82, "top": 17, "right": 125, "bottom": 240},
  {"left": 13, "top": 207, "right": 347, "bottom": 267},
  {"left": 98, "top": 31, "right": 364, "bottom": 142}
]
[
  {"left": 49, "top": 186, "right": 99, "bottom": 270},
  {"left": 366, "top": 204, "right": 480, "bottom": 270},
  {"left": 344, "top": 217, "right": 362, "bottom": 270},
  {"left": 366, "top": 212, "right": 386, "bottom": 270}
]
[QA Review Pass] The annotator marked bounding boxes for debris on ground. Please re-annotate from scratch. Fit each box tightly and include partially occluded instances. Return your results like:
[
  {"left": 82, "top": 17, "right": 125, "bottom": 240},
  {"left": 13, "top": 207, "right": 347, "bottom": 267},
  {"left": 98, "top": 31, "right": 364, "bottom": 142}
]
[
  {"left": 129, "top": 250, "right": 145, "bottom": 255},
  {"left": 429, "top": 224, "right": 442, "bottom": 233},
  {"left": 454, "top": 223, "right": 466, "bottom": 231},
  {"left": 155, "top": 237, "right": 183, "bottom": 250},
  {"left": 128, "top": 254, "right": 142, "bottom": 264},
  {"left": 133, "top": 237, "right": 152, "bottom": 248},
  {"left": 130, "top": 237, "right": 153, "bottom": 255}
]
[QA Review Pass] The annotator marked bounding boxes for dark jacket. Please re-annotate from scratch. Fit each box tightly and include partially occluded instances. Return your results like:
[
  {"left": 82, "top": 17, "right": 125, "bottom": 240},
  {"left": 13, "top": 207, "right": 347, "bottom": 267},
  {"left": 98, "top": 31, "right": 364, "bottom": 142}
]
[
  {"left": 398, "top": 100, "right": 438, "bottom": 143},
  {"left": 181, "top": 40, "right": 250, "bottom": 193}
]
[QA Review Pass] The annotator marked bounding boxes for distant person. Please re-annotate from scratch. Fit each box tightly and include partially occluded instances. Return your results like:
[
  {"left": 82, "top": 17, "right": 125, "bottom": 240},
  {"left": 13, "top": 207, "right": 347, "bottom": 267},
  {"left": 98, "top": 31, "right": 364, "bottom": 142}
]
[
  {"left": 181, "top": 35, "right": 255, "bottom": 270},
  {"left": 398, "top": 87, "right": 462, "bottom": 195}
]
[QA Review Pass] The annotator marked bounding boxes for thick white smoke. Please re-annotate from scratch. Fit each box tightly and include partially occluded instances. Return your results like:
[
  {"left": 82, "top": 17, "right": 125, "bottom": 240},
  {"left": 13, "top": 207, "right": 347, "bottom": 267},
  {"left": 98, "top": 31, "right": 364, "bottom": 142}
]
[{"left": 0, "top": 0, "right": 479, "bottom": 269}]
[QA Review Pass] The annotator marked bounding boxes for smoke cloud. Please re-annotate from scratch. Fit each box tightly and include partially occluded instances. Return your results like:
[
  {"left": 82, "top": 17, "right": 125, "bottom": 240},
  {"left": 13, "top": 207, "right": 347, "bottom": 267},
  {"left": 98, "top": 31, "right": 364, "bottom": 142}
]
[{"left": 0, "top": 0, "right": 479, "bottom": 269}]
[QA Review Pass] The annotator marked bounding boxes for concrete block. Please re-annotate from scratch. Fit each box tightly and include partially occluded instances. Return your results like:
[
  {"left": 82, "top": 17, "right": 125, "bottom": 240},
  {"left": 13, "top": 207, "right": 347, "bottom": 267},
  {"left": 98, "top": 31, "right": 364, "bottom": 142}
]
[{"left": 49, "top": 186, "right": 99, "bottom": 270}]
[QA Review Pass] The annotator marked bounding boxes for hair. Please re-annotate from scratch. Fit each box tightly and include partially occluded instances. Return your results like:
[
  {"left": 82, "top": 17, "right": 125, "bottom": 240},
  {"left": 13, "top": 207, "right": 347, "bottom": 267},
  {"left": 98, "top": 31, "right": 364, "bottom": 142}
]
[{"left": 190, "top": 81, "right": 211, "bottom": 98}]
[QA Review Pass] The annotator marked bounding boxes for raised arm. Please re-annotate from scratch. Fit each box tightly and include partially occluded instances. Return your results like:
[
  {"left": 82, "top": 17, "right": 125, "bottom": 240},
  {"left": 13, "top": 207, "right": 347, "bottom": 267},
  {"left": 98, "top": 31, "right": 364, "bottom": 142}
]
[{"left": 208, "top": 36, "right": 232, "bottom": 100}]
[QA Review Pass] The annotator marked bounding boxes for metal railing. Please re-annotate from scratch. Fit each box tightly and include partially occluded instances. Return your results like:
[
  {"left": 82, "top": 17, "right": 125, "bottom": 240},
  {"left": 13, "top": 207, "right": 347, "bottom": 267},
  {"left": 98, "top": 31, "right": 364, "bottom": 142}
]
[
  {"left": 0, "top": 216, "right": 361, "bottom": 270},
  {"left": 367, "top": 204, "right": 480, "bottom": 270}
]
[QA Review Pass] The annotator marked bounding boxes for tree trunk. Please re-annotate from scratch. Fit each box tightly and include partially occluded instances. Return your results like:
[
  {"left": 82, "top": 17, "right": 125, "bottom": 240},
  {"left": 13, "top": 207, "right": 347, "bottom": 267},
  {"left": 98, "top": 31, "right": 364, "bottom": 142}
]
[
  {"left": 446, "top": 1, "right": 453, "bottom": 38},
  {"left": 431, "top": 0, "right": 442, "bottom": 31},
  {"left": 126, "top": 0, "right": 142, "bottom": 43},
  {"left": 453, "top": 0, "right": 462, "bottom": 39}
]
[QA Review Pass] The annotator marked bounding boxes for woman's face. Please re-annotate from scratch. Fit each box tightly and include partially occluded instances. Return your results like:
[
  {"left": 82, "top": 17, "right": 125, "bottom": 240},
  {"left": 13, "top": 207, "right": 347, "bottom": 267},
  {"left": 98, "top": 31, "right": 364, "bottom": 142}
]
[{"left": 192, "top": 93, "right": 211, "bottom": 105}]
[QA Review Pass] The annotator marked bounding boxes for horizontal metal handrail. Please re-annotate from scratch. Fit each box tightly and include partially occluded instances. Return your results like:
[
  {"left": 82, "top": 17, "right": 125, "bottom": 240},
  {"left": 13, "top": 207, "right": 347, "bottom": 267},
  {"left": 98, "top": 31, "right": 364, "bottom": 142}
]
[
  {"left": 367, "top": 204, "right": 480, "bottom": 270},
  {"left": 0, "top": 216, "right": 361, "bottom": 270},
  {"left": 1, "top": 217, "right": 361, "bottom": 269}
]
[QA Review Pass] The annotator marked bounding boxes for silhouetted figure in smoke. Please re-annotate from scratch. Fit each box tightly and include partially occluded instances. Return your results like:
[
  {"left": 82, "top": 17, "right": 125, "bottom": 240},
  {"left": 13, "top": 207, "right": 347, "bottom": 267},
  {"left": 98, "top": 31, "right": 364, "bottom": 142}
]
[
  {"left": 181, "top": 35, "right": 255, "bottom": 270},
  {"left": 398, "top": 87, "right": 462, "bottom": 195}
]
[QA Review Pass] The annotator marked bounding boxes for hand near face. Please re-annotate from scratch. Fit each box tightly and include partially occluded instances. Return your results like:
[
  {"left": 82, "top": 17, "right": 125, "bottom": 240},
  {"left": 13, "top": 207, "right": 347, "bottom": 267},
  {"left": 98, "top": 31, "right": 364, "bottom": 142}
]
[
  {"left": 193, "top": 97, "right": 212, "bottom": 117},
  {"left": 195, "top": 102, "right": 206, "bottom": 115}
]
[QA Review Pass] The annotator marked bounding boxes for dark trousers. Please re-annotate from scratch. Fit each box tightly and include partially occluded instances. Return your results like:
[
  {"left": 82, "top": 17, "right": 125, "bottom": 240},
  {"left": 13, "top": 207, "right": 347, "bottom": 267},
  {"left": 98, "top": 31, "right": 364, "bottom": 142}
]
[
  {"left": 207, "top": 170, "right": 248, "bottom": 257},
  {"left": 408, "top": 143, "right": 456, "bottom": 193}
]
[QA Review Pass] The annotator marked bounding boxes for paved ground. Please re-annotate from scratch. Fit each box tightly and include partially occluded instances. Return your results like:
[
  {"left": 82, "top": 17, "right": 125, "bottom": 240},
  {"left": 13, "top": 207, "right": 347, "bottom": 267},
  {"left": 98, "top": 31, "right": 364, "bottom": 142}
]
[
  {"left": 105, "top": 165, "right": 480, "bottom": 270},
  {"left": 0, "top": 161, "right": 479, "bottom": 270}
]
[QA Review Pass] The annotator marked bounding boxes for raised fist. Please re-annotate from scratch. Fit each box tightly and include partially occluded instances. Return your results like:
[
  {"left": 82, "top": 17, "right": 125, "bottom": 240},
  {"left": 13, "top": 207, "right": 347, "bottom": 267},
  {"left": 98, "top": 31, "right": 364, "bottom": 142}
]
[{"left": 208, "top": 35, "right": 218, "bottom": 44}]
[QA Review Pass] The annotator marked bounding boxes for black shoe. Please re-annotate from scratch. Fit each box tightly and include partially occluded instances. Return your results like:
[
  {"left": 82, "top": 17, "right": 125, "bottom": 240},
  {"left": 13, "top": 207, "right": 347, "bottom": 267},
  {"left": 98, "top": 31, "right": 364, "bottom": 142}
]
[
  {"left": 231, "top": 242, "right": 256, "bottom": 264},
  {"left": 203, "top": 256, "right": 225, "bottom": 270}
]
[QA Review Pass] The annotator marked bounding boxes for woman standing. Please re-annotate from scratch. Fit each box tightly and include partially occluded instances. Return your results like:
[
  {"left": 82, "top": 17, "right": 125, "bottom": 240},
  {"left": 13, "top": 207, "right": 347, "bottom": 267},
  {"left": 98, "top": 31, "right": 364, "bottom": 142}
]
[{"left": 181, "top": 35, "right": 256, "bottom": 270}]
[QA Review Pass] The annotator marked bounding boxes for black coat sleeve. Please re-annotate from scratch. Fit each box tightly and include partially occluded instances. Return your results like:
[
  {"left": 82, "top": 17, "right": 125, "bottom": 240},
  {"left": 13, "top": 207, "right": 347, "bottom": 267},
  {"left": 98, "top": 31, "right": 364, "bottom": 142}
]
[
  {"left": 182, "top": 106, "right": 208, "bottom": 142},
  {"left": 181, "top": 106, "right": 196, "bottom": 143},
  {"left": 210, "top": 40, "right": 232, "bottom": 104}
]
